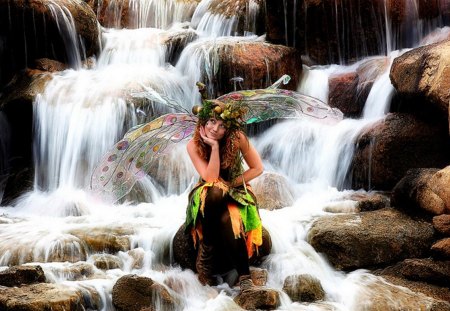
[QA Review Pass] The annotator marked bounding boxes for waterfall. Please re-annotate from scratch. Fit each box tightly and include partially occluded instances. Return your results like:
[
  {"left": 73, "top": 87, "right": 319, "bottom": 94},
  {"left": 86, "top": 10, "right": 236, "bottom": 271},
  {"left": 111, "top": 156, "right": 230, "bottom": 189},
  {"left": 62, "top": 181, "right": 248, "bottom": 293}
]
[{"left": 0, "top": 0, "right": 448, "bottom": 310}]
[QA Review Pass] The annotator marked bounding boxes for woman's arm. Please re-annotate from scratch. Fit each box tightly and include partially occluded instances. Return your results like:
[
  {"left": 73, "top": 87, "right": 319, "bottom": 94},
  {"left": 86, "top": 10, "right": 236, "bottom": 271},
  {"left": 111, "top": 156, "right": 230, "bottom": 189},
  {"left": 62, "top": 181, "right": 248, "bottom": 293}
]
[
  {"left": 186, "top": 129, "right": 221, "bottom": 182},
  {"left": 230, "top": 132, "right": 264, "bottom": 187}
]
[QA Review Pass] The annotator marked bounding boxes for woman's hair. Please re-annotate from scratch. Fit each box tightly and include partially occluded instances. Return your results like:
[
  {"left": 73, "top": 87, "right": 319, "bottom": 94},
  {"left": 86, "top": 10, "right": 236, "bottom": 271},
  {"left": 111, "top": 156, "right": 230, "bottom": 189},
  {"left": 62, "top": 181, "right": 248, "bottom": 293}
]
[{"left": 193, "top": 120, "right": 240, "bottom": 169}]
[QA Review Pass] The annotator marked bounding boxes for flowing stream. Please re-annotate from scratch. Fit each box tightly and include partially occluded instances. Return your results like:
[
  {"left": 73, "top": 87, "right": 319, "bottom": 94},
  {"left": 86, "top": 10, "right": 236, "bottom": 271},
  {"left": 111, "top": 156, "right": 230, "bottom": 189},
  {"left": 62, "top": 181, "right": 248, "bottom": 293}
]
[{"left": 0, "top": 0, "right": 448, "bottom": 310}]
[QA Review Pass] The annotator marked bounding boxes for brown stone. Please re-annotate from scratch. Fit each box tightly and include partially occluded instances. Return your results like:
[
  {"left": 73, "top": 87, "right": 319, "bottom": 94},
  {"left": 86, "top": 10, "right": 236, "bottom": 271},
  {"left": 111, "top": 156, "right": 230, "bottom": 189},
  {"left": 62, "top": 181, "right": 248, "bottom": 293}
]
[
  {"left": 431, "top": 238, "right": 450, "bottom": 259},
  {"left": 69, "top": 226, "right": 134, "bottom": 253},
  {"left": 346, "top": 191, "right": 390, "bottom": 212},
  {"left": 379, "top": 258, "right": 450, "bottom": 287},
  {"left": 250, "top": 172, "right": 294, "bottom": 210},
  {"left": 0, "top": 283, "right": 100, "bottom": 311},
  {"left": 308, "top": 208, "right": 435, "bottom": 270},
  {"left": 328, "top": 72, "right": 362, "bottom": 117},
  {"left": 234, "top": 286, "right": 280, "bottom": 310},
  {"left": 390, "top": 39, "right": 450, "bottom": 116},
  {"left": 214, "top": 42, "right": 302, "bottom": 96},
  {"left": 0, "top": 0, "right": 100, "bottom": 85},
  {"left": 112, "top": 274, "right": 178, "bottom": 311},
  {"left": 433, "top": 214, "right": 450, "bottom": 235},
  {"left": 91, "top": 254, "right": 123, "bottom": 270},
  {"left": 282, "top": 274, "right": 325, "bottom": 302},
  {"left": 0, "top": 265, "right": 46, "bottom": 287},
  {"left": 351, "top": 113, "right": 450, "bottom": 191}
]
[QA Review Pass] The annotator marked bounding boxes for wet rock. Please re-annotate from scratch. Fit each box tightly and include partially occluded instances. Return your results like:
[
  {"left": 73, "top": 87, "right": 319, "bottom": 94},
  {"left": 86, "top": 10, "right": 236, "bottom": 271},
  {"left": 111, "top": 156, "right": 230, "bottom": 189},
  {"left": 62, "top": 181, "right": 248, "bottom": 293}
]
[
  {"left": 329, "top": 56, "right": 390, "bottom": 117},
  {"left": 378, "top": 258, "right": 450, "bottom": 287},
  {"left": 250, "top": 267, "right": 268, "bottom": 286},
  {"left": 112, "top": 274, "right": 179, "bottom": 311},
  {"left": 47, "top": 262, "right": 100, "bottom": 281},
  {"left": 392, "top": 167, "right": 450, "bottom": 216},
  {"left": 282, "top": 274, "right": 325, "bottom": 302},
  {"left": 69, "top": 226, "right": 133, "bottom": 253},
  {"left": 0, "top": 265, "right": 46, "bottom": 287},
  {"left": 0, "top": 283, "right": 100, "bottom": 311},
  {"left": 86, "top": 0, "right": 199, "bottom": 29},
  {"left": 433, "top": 214, "right": 450, "bottom": 235},
  {"left": 390, "top": 39, "right": 450, "bottom": 118},
  {"left": 345, "top": 191, "right": 390, "bottom": 212},
  {"left": 234, "top": 286, "right": 280, "bottom": 310},
  {"left": 172, "top": 225, "right": 272, "bottom": 274},
  {"left": 91, "top": 253, "right": 123, "bottom": 270},
  {"left": 352, "top": 273, "right": 450, "bottom": 311},
  {"left": 206, "top": 0, "right": 265, "bottom": 36},
  {"left": 431, "top": 238, "right": 450, "bottom": 259},
  {"left": 0, "top": 69, "right": 52, "bottom": 204},
  {"left": 307, "top": 208, "right": 435, "bottom": 270},
  {"left": 350, "top": 113, "right": 450, "bottom": 191},
  {"left": 213, "top": 41, "right": 301, "bottom": 96},
  {"left": 163, "top": 28, "right": 198, "bottom": 65},
  {"left": 128, "top": 248, "right": 146, "bottom": 269},
  {"left": 250, "top": 172, "right": 295, "bottom": 210},
  {"left": 0, "top": 0, "right": 100, "bottom": 85}
]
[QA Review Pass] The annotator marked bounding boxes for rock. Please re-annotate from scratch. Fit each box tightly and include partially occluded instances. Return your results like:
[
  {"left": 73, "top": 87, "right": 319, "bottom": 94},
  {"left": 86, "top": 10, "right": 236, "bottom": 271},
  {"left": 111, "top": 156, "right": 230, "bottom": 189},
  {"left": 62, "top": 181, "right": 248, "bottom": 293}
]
[
  {"left": 352, "top": 273, "right": 450, "bottom": 311},
  {"left": 345, "top": 191, "right": 390, "bottom": 212},
  {"left": 0, "top": 283, "right": 100, "bottom": 311},
  {"left": 0, "top": 265, "right": 46, "bottom": 287},
  {"left": 282, "top": 274, "right": 325, "bottom": 302},
  {"left": 172, "top": 225, "right": 272, "bottom": 275},
  {"left": 392, "top": 167, "right": 450, "bottom": 216},
  {"left": 86, "top": 0, "right": 199, "bottom": 29},
  {"left": 431, "top": 238, "right": 450, "bottom": 259},
  {"left": 127, "top": 248, "right": 146, "bottom": 269},
  {"left": 250, "top": 267, "right": 268, "bottom": 286},
  {"left": 433, "top": 214, "right": 450, "bottom": 235},
  {"left": 378, "top": 258, "right": 450, "bottom": 287},
  {"left": 329, "top": 57, "right": 390, "bottom": 117},
  {"left": 211, "top": 41, "right": 302, "bottom": 96},
  {"left": 91, "top": 253, "right": 123, "bottom": 270},
  {"left": 250, "top": 172, "right": 294, "bottom": 210},
  {"left": 69, "top": 225, "right": 134, "bottom": 253},
  {"left": 390, "top": 39, "right": 450, "bottom": 117},
  {"left": 234, "top": 286, "right": 280, "bottom": 310},
  {"left": 0, "top": 69, "right": 52, "bottom": 204},
  {"left": 112, "top": 274, "right": 179, "bottom": 311},
  {"left": 350, "top": 113, "right": 450, "bottom": 191},
  {"left": 0, "top": 0, "right": 100, "bottom": 85},
  {"left": 307, "top": 208, "right": 435, "bottom": 270}
]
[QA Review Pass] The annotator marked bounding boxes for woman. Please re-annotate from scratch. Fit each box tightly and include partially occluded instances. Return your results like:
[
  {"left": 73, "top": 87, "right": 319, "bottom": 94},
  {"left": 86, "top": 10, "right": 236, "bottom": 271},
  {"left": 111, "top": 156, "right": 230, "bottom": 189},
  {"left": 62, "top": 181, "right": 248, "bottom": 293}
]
[{"left": 185, "top": 98, "right": 264, "bottom": 292}]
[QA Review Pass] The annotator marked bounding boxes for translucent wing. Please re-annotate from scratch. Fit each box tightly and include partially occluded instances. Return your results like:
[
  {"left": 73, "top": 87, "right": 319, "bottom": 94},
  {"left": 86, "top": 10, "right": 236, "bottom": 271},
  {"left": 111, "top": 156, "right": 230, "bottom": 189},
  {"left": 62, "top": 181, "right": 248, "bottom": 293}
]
[
  {"left": 217, "top": 88, "right": 344, "bottom": 124},
  {"left": 90, "top": 113, "right": 197, "bottom": 203}
]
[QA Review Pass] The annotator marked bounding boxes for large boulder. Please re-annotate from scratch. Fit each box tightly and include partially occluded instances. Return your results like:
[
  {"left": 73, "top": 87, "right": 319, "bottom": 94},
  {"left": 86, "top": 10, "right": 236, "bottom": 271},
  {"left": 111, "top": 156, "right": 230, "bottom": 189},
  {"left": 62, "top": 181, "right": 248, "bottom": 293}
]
[
  {"left": 214, "top": 41, "right": 302, "bottom": 96},
  {"left": 250, "top": 172, "right": 294, "bottom": 210},
  {"left": 0, "top": 0, "right": 100, "bottom": 85},
  {"left": 350, "top": 113, "right": 450, "bottom": 191},
  {"left": 307, "top": 208, "right": 435, "bottom": 270},
  {"left": 390, "top": 39, "right": 450, "bottom": 119}
]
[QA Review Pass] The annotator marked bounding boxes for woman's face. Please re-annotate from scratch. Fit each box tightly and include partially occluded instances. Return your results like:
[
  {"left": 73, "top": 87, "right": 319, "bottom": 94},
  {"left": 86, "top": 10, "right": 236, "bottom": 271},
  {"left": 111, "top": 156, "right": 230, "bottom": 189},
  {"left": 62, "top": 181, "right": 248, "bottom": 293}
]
[{"left": 204, "top": 118, "right": 227, "bottom": 140}]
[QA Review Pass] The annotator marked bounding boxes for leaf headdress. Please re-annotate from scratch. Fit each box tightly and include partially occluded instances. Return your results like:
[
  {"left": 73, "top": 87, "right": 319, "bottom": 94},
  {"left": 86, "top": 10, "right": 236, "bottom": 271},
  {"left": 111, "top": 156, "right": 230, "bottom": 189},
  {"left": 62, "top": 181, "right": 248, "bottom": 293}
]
[{"left": 90, "top": 75, "right": 343, "bottom": 203}]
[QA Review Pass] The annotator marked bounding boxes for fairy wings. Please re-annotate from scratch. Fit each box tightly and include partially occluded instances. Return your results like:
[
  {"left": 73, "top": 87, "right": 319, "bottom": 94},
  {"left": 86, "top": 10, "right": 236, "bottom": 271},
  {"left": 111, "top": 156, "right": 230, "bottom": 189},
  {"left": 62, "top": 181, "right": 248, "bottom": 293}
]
[{"left": 90, "top": 75, "right": 344, "bottom": 203}]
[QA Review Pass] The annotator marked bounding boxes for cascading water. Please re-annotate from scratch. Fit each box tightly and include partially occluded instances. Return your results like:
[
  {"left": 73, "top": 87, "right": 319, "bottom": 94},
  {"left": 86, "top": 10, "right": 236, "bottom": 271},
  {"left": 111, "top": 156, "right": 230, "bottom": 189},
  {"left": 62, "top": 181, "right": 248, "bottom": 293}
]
[{"left": 0, "top": 0, "right": 448, "bottom": 310}]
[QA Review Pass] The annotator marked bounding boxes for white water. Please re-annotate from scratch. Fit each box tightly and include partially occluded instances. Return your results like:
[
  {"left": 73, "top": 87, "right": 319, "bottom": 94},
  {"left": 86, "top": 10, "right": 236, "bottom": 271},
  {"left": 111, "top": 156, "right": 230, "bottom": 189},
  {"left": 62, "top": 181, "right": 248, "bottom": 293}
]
[{"left": 0, "top": 0, "right": 448, "bottom": 310}]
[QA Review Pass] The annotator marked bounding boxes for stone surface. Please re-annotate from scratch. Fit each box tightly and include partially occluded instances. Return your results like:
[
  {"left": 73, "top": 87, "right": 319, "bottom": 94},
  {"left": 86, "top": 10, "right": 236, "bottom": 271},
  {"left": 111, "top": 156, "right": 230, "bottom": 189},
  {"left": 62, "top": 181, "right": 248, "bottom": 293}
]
[
  {"left": 282, "top": 274, "right": 325, "bottom": 302},
  {"left": 250, "top": 172, "right": 294, "bottom": 210},
  {"left": 431, "top": 238, "right": 450, "bottom": 260},
  {"left": 433, "top": 214, "right": 450, "bottom": 235},
  {"left": 0, "top": 265, "right": 46, "bottom": 287},
  {"left": 350, "top": 113, "right": 450, "bottom": 191},
  {"left": 234, "top": 286, "right": 280, "bottom": 310},
  {"left": 0, "top": 283, "right": 100, "bottom": 311},
  {"left": 307, "top": 208, "right": 435, "bottom": 270},
  {"left": 112, "top": 274, "right": 178, "bottom": 311}
]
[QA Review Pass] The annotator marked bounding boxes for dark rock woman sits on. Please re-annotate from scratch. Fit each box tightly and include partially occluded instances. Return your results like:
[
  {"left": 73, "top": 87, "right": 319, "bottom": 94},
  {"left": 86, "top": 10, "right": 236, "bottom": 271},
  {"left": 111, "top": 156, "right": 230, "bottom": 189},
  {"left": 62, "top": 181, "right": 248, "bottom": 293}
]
[{"left": 185, "top": 92, "right": 264, "bottom": 292}]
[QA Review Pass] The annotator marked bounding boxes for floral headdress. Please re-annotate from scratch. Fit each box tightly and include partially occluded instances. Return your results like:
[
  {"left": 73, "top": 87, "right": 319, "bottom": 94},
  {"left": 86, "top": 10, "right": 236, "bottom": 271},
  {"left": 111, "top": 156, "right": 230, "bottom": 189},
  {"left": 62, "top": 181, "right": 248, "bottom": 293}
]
[{"left": 191, "top": 82, "right": 247, "bottom": 130}]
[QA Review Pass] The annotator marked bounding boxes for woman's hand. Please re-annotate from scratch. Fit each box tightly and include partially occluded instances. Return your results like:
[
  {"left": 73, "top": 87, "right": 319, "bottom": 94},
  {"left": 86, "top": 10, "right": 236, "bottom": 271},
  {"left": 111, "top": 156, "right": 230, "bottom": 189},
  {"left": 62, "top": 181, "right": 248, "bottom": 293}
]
[{"left": 200, "top": 126, "right": 219, "bottom": 148}]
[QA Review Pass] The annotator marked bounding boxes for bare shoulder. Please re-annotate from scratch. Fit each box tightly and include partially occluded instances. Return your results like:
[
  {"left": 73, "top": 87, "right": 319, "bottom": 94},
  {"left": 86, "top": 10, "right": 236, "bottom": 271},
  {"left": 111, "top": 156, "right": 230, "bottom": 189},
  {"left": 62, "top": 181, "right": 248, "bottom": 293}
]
[{"left": 186, "top": 139, "right": 196, "bottom": 153}]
